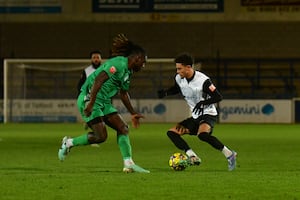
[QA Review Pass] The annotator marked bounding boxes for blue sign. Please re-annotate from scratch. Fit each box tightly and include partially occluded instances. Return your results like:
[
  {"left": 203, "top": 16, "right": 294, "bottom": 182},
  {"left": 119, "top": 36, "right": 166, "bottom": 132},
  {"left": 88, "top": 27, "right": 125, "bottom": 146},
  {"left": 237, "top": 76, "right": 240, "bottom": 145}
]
[
  {"left": 0, "top": 0, "right": 61, "bottom": 13},
  {"left": 92, "top": 0, "right": 223, "bottom": 13}
]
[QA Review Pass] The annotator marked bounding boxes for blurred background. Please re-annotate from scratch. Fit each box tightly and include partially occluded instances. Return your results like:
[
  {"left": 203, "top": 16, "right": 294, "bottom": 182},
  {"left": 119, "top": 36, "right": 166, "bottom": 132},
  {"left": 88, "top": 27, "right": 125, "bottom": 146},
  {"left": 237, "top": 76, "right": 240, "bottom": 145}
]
[{"left": 1, "top": 0, "right": 300, "bottom": 123}]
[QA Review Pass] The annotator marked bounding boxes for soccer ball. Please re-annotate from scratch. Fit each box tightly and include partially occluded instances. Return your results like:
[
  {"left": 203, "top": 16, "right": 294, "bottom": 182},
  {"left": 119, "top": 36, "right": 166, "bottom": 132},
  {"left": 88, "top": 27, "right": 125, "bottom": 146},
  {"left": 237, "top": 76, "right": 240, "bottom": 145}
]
[{"left": 169, "top": 152, "right": 189, "bottom": 171}]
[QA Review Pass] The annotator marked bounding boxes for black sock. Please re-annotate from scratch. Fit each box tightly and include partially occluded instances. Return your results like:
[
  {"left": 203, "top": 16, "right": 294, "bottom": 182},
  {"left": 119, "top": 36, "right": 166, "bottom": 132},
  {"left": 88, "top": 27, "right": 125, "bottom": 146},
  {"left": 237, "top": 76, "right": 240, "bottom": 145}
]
[
  {"left": 167, "top": 131, "right": 190, "bottom": 152},
  {"left": 198, "top": 132, "right": 224, "bottom": 150}
]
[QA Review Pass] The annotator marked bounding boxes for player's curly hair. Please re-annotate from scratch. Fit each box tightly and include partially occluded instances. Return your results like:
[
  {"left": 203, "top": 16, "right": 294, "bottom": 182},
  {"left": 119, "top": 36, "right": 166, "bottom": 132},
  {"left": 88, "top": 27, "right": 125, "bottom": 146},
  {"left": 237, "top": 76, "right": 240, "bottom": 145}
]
[
  {"left": 174, "top": 52, "right": 194, "bottom": 66},
  {"left": 110, "top": 33, "right": 145, "bottom": 57}
]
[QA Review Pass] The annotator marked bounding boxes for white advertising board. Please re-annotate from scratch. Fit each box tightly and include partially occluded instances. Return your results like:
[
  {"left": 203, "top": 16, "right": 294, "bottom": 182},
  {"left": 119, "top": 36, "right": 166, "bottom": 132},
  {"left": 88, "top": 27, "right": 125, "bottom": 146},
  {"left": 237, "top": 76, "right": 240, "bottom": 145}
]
[
  {"left": 219, "top": 99, "right": 292, "bottom": 123},
  {"left": 0, "top": 99, "right": 293, "bottom": 123},
  {"left": 1, "top": 99, "right": 80, "bottom": 122},
  {"left": 112, "top": 99, "right": 190, "bottom": 123},
  {"left": 0, "top": 99, "right": 190, "bottom": 123}
]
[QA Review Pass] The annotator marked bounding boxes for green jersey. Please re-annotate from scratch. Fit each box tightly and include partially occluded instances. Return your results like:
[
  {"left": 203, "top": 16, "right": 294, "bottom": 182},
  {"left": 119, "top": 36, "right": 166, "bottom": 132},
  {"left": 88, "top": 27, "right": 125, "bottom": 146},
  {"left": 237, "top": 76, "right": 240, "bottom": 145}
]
[{"left": 81, "top": 56, "right": 132, "bottom": 102}]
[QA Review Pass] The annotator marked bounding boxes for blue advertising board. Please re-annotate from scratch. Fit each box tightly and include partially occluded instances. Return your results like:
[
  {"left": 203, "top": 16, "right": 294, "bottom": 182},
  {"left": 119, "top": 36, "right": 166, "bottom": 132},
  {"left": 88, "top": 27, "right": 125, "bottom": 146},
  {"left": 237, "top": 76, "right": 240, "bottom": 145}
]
[
  {"left": 92, "top": 0, "right": 224, "bottom": 13},
  {"left": 0, "top": 0, "right": 61, "bottom": 13}
]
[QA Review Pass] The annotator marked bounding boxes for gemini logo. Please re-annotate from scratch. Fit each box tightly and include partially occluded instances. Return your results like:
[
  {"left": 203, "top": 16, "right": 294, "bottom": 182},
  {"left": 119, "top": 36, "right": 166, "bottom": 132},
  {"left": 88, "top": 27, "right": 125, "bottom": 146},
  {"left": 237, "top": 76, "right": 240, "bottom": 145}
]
[
  {"left": 261, "top": 104, "right": 274, "bottom": 115},
  {"left": 220, "top": 103, "right": 275, "bottom": 120},
  {"left": 153, "top": 103, "right": 166, "bottom": 114}
]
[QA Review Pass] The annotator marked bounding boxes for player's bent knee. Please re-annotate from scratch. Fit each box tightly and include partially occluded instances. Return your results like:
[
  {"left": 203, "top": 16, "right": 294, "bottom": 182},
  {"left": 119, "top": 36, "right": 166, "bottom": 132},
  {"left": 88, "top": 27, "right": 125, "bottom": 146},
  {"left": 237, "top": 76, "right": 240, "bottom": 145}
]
[
  {"left": 197, "top": 132, "right": 210, "bottom": 142},
  {"left": 167, "top": 130, "right": 178, "bottom": 137},
  {"left": 118, "top": 124, "right": 129, "bottom": 135},
  {"left": 94, "top": 133, "right": 107, "bottom": 143},
  {"left": 167, "top": 130, "right": 173, "bottom": 137},
  {"left": 94, "top": 137, "right": 107, "bottom": 143}
]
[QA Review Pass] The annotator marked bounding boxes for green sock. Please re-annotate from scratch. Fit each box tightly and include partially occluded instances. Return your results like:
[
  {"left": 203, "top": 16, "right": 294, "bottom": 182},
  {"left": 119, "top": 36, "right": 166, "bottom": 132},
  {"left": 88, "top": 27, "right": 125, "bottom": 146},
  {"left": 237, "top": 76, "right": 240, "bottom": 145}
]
[
  {"left": 72, "top": 134, "right": 89, "bottom": 146},
  {"left": 117, "top": 134, "right": 132, "bottom": 159}
]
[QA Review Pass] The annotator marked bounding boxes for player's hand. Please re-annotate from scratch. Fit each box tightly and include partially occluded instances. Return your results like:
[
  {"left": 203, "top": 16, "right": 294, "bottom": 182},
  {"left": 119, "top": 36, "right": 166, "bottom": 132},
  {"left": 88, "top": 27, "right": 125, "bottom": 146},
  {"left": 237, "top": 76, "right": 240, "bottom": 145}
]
[
  {"left": 84, "top": 103, "right": 93, "bottom": 117},
  {"left": 131, "top": 113, "right": 144, "bottom": 128},
  {"left": 84, "top": 123, "right": 89, "bottom": 130},
  {"left": 175, "top": 123, "right": 189, "bottom": 135},
  {"left": 192, "top": 101, "right": 204, "bottom": 115},
  {"left": 157, "top": 89, "right": 166, "bottom": 99}
]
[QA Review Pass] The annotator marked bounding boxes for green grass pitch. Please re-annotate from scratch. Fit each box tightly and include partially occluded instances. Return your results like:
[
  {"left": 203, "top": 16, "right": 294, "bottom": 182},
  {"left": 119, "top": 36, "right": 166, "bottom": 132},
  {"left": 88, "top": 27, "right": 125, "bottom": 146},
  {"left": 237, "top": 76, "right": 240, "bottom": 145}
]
[{"left": 1, "top": 123, "right": 300, "bottom": 200}]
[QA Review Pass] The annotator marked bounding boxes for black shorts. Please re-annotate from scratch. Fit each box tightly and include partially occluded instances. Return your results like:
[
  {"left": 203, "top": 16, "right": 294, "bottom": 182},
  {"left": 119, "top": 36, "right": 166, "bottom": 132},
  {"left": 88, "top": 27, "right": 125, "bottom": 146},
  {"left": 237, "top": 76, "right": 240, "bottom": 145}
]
[{"left": 179, "top": 114, "right": 217, "bottom": 135}]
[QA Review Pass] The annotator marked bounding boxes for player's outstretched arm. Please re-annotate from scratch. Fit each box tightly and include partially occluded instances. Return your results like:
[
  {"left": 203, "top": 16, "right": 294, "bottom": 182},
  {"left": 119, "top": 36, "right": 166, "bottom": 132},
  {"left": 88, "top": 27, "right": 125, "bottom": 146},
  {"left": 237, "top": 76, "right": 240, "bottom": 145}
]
[
  {"left": 119, "top": 90, "right": 144, "bottom": 128},
  {"left": 157, "top": 82, "right": 181, "bottom": 99}
]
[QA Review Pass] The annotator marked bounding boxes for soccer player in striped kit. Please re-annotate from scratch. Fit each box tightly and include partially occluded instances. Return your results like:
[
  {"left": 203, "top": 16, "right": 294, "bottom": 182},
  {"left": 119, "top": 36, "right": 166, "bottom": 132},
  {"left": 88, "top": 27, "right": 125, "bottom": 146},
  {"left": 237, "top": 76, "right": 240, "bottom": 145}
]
[{"left": 158, "top": 52, "right": 237, "bottom": 171}]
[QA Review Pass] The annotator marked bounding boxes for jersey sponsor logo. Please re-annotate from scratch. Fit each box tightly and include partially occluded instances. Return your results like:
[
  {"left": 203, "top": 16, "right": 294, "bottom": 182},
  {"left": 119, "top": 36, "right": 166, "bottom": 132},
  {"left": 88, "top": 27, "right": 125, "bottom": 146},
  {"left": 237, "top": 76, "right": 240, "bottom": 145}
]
[
  {"left": 209, "top": 84, "right": 216, "bottom": 92},
  {"left": 109, "top": 66, "right": 116, "bottom": 74}
]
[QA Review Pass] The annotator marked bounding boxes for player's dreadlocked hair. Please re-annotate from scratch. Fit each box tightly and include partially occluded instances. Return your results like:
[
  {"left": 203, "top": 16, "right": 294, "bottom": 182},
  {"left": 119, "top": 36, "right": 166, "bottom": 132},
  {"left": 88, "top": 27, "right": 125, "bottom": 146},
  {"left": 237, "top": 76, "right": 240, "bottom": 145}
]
[{"left": 110, "top": 33, "right": 145, "bottom": 57}]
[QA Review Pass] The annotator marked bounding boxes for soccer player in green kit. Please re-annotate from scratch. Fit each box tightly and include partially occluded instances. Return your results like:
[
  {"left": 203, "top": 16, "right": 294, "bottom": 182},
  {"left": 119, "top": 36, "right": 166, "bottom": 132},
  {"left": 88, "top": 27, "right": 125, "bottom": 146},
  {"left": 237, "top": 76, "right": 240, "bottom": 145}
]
[{"left": 58, "top": 34, "right": 149, "bottom": 173}]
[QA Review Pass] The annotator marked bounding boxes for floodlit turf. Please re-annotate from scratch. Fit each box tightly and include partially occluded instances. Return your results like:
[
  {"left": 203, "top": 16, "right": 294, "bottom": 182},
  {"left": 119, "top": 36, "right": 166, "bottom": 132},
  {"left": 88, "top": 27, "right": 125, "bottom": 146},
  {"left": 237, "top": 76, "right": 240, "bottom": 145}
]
[{"left": 0, "top": 123, "right": 300, "bottom": 200}]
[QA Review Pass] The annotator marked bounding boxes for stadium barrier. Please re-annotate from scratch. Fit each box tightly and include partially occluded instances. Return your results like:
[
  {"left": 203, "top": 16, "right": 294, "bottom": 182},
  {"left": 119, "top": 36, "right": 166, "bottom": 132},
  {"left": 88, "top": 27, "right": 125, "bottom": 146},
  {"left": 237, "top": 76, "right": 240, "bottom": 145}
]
[
  {"left": 2, "top": 58, "right": 299, "bottom": 123},
  {"left": 0, "top": 99, "right": 296, "bottom": 123}
]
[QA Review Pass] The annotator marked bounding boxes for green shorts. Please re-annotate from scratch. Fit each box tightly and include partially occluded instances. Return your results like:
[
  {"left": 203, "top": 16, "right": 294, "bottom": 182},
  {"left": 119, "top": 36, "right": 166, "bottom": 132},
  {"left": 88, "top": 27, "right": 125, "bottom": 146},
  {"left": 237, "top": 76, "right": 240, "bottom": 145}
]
[{"left": 77, "top": 93, "right": 117, "bottom": 123}]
